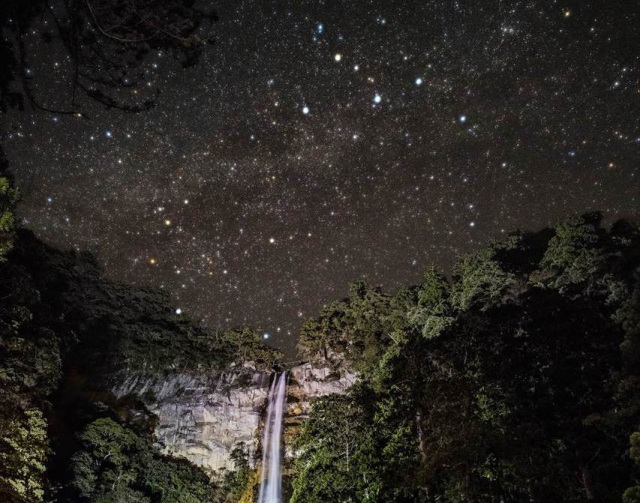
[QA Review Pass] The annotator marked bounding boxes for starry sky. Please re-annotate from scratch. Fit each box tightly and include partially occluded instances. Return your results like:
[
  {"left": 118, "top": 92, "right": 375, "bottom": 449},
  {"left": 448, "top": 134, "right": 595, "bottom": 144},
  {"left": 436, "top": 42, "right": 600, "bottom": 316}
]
[{"left": 2, "top": 0, "right": 640, "bottom": 355}]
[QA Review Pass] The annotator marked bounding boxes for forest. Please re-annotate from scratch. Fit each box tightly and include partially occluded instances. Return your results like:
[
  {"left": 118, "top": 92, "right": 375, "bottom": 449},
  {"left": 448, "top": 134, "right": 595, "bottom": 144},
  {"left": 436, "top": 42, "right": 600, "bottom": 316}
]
[{"left": 292, "top": 213, "right": 640, "bottom": 502}]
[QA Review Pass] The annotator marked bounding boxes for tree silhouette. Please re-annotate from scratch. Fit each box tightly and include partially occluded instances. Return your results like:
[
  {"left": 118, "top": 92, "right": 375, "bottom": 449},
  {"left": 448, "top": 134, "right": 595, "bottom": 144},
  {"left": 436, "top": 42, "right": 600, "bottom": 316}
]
[{"left": 0, "top": 0, "right": 217, "bottom": 116}]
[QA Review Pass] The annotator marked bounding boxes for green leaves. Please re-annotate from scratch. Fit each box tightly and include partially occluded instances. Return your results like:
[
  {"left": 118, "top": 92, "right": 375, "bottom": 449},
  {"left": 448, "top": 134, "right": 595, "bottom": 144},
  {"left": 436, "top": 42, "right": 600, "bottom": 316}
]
[
  {"left": 291, "top": 387, "right": 419, "bottom": 503},
  {"left": 0, "top": 175, "right": 19, "bottom": 260},
  {"left": 69, "top": 417, "right": 215, "bottom": 503},
  {"left": 0, "top": 409, "right": 48, "bottom": 503},
  {"left": 290, "top": 214, "right": 640, "bottom": 502},
  {"left": 535, "top": 212, "right": 607, "bottom": 292},
  {"left": 451, "top": 248, "right": 515, "bottom": 311}
]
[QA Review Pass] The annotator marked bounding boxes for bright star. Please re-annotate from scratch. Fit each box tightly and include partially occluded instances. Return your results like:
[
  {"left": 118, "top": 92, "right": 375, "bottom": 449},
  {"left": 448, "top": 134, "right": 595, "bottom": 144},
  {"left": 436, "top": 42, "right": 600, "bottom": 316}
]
[
  {"left": 302, "top": 106, "right": 309, "bottom": 114},
  {"left": 415, "top": 77, "right": 423, "bottom": 86},
  {"left": 374, "top": 94, "right": 382, "bottom": 104},
  {"left": 459, "top": 115, "right": 467, "bottom": 123},
  {"left": 175, "top": 308, "right": 182, "bottom": 315},
  {"left": 334, "top": 53, "right": 342, "bottom": 62}
]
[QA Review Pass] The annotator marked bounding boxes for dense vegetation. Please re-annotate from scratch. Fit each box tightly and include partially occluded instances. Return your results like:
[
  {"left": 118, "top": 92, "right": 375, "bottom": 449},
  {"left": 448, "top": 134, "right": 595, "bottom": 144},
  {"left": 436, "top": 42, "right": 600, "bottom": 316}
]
[
  {"left": 0, "top": 226, "right": 279, "bottom": 502},
  {"left": 292, "top": 213, "right": 640, "bottom": 502}
]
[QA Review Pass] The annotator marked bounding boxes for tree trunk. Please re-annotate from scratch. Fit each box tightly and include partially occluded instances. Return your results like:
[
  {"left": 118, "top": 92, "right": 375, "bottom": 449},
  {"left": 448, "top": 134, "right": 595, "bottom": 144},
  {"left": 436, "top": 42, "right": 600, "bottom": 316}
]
[
  {"left": 580, "top": 465, "right": 596, "bottom": 500},
  {"left": 415, "top": 410, "right": 428, "bottom": 462}
]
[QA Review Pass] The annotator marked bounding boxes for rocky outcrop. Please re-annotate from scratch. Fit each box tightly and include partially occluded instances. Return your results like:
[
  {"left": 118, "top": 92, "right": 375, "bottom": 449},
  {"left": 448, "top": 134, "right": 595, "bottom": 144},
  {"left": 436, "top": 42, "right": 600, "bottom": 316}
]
[
  {"left": 287, "top": 363, "right": 356, "bottom": 417},
  {"left": 284, "top": 362, "right": 356, "bottom": 458},
  {"left": 112, "top": 360, "right": 355, "bottom": 473},
  {"left": 112, "top": 362, "right": 273, "bottom": 473}
]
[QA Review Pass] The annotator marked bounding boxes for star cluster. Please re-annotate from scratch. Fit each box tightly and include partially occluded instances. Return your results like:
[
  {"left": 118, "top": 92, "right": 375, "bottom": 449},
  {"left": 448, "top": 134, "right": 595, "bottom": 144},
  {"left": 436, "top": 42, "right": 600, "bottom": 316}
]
[{"left": 3, "top": 0, "right": 640, "bottom": 354}]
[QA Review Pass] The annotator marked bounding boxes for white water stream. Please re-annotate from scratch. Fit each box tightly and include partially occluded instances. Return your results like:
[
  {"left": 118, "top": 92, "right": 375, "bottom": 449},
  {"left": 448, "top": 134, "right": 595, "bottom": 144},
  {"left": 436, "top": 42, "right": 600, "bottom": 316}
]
[{"left": 258, "top": 372, "right": 288, "bottom": 503}]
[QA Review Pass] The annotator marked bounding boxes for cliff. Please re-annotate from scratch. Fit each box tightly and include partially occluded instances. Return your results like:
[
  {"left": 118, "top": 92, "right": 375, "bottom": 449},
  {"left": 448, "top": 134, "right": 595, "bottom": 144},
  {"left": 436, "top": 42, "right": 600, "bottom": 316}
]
[
  {"left": 112, "top": 362, "right": 271, "bottom": 473},
  {"left": 112, "top": 360, "right": 355, "bottom": 474}
]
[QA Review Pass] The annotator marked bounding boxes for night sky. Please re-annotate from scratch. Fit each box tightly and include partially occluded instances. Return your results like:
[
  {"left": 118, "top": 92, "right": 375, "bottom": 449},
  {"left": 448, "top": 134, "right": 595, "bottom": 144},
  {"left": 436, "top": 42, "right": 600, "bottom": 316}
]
[{"left": 2, "top": 0, "right": 640, "bottom": 355}]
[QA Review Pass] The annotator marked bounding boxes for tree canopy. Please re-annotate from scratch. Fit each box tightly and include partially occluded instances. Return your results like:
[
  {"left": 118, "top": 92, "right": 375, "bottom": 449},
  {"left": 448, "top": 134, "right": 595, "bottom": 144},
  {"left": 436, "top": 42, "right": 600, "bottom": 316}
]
[{"left": 293, "top": 213, "right": 640, "bottom": 502}]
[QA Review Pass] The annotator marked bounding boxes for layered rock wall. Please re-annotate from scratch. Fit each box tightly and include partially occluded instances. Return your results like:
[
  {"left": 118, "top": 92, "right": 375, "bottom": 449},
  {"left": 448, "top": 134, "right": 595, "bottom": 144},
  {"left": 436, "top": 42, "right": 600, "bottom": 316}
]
[
  {"left": 113, "top": 363, "right": 272, "bottom": 473},
  {"left": 113, "top": 361, "right": 355, "bottom": 473}
]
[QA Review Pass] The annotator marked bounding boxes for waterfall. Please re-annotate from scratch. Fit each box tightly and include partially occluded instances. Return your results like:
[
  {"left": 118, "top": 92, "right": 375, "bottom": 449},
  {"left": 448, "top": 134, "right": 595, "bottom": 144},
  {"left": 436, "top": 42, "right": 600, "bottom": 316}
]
[{"left": 258, "top": 372, "right": 288, "bottom": 503}]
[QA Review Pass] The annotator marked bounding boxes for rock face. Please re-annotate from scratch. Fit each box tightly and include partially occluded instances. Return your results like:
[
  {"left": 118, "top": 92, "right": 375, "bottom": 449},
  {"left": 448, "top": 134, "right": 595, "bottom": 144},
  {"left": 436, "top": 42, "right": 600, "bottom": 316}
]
[
  {"left": 112, "top": 360, "right": 355, "bottom": 473},
  {"left": 287, "top": 363, "right": 356, "bottom": 417},
  {"left": 285, "top": 363, "right": 356, "bottom": 458},
  {"left": 113, "top": 363, "right": 272, "bottom": 473}
]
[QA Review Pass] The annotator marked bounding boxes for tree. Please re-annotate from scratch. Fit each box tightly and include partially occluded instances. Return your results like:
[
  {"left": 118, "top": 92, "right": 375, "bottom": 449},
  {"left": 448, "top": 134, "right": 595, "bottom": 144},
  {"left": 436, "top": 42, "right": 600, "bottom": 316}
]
[
  {"left": 0, "top": 409, "right": 49, "bottom": 503},
  {"left": 69, "top": 417, "right": 216, "bottom": 502},
  {"left": 624, "top": 433, "right": 640, "bottom": 503},
  {"left": 0, "top": 149, "right": 19, "bottom": 260},
  {"left": 0, "top": 0, "right": 217, "bottom": 115},
  {"left": 535, "top": 212, "right": 606, "bottom": 293},
  {"left": 216, "top": 443, "right": 253, "bottom": 502},
  {"left": 291, "top": 216, "right": 640, "bottom": 502},
  {"left": 409, "top": 266, "right": 454, "bottom": 339},
  {"left": 450, "top": 247, "right": 515, "bottom": 311}
]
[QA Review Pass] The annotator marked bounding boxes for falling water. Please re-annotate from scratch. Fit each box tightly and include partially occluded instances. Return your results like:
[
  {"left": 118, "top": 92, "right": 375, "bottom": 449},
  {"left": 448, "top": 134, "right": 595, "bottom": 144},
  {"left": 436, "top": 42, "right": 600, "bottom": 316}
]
[{"left": 258, "top": 372, "right": 288, "bottom": 503}]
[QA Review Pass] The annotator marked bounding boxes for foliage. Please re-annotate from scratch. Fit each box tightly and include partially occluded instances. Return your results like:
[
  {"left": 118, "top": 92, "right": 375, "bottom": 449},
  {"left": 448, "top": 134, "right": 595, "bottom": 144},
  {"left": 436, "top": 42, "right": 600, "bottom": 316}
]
[
  {"left": 624, "top": 433, "right": 640, "bottom": 503},
  {"left": 450, "top": 247, "right": 515, "bottom": 311},
  {"left": 0, "top": 172, "right": 19, "bottom": 260},
  {"left": 291, "top": 387, "right": 421, "bottom": 503},
  {"left": 409, "top": 266, "right": 454, "bottom": 339},
  {"left": 0, "top": 228, "right": 280, "bottom": 502},
  {"left": 0, "top": 409, "right": 49, "bottom": 503},
  {"left": 69, "top": 417, "right": 215, "bottom": 503},
  {"left": 292, "top": 214, "right": 640, "bottom": 502},
  {"left": 214, "top": 443, "right": 253, "bottom": 502},
  {"left": 298, "top": 279, "right": 412, "bottom": 377},
  {"left": 534, "top": 212, "right": 607, "bottom": 293},
  {"left": 0, "top": 0, "right": 217, "bottom": 115}
]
